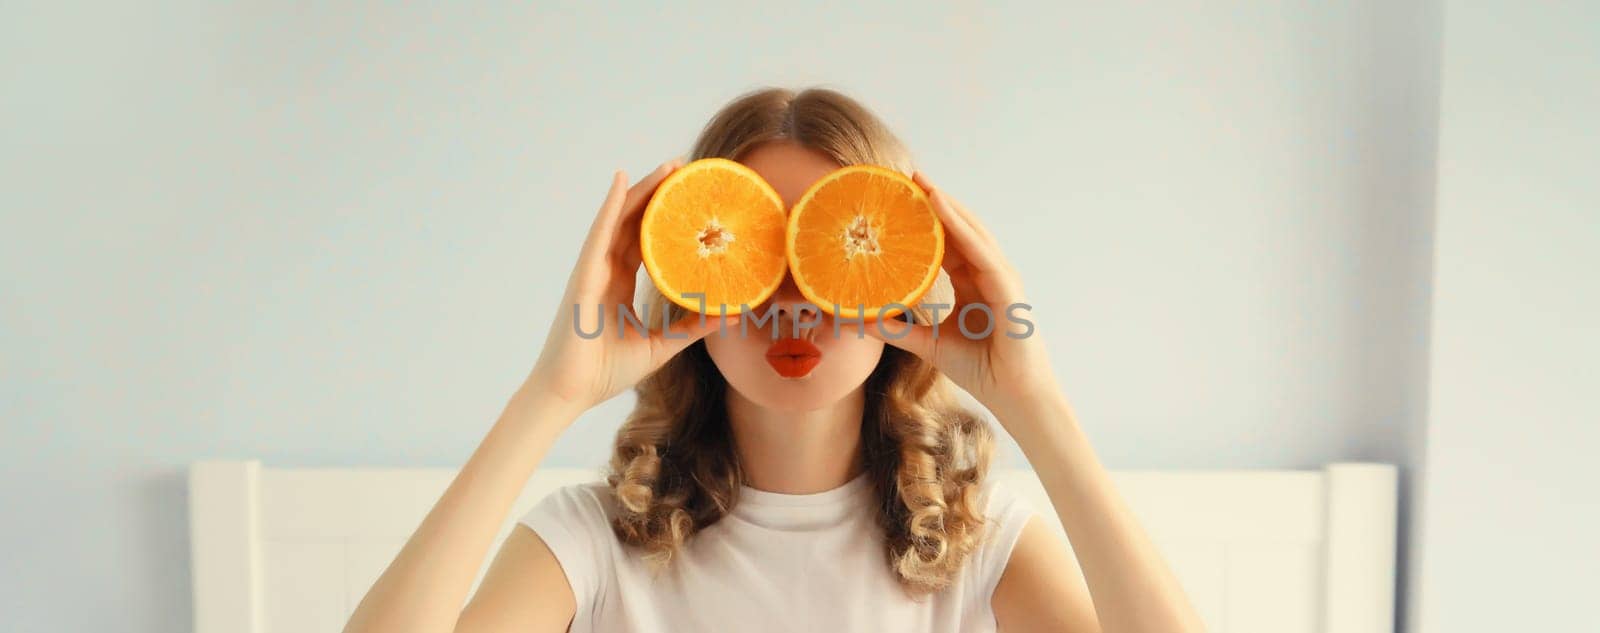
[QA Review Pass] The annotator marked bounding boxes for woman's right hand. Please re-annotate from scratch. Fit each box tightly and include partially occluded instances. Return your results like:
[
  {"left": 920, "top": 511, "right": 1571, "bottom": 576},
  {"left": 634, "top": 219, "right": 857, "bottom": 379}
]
[{"left": 522, "top": 159, "right": 733, "bottom": 417}]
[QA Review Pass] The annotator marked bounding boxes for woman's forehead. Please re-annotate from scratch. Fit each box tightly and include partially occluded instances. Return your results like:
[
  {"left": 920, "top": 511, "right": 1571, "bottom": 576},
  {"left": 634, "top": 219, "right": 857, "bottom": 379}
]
[{"left": 738, "top": 140, "right": 840, "bottom": 208}]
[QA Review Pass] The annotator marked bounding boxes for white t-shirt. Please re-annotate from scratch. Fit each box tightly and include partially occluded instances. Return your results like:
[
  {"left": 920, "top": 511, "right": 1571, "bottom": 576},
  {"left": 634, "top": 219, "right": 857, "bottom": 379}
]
[{"left": 517, "top": 470, "right": 1037, "bottom": 632}]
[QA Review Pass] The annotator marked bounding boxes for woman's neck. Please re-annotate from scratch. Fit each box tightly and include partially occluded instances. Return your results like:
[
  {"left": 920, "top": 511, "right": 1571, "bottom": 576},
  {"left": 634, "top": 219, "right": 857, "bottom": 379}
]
[{"left": 725, "top": 386, "right": 867, "bottom": 494}]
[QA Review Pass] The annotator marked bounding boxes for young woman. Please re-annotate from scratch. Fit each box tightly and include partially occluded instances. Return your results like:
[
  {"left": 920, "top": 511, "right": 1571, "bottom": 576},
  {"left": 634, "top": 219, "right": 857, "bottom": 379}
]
[{"left": 344, "top": 87, "right": 1204, "bottom": 633}]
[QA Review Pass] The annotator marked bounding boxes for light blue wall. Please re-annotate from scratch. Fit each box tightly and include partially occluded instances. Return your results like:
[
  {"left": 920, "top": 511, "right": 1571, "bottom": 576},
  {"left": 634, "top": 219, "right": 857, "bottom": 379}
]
[
  {"left": 1414, "top": 3, "right": 1600, "bottom": 631},
  {"left": 2, "top": 2, "right": 1438, "bottom": 631}
]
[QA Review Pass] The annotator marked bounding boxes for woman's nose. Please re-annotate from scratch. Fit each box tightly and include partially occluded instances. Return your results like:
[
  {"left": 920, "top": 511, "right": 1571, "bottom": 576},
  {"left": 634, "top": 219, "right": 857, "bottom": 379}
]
[{"left": 761, "top": 276, "right": 821, "bottom": 336}]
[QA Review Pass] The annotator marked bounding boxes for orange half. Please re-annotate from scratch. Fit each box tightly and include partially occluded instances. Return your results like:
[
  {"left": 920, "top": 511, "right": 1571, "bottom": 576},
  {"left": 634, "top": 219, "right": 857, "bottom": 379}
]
[
  {"left": 640, "top": 158, "right": 788, "bottom": 316},
  {"left": 786, "top": 165, "right": 945, "bottom": 321}
]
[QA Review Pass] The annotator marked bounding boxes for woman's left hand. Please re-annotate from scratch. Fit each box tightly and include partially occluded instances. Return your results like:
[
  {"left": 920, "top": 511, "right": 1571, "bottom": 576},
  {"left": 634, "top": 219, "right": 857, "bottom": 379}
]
[{"left": 865, "top": 172, "right": 1062, "bottom": 421}]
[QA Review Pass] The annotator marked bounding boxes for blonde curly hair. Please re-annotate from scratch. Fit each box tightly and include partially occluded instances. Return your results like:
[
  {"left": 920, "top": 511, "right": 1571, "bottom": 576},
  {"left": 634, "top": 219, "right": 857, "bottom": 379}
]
[{"left": 605, "top": 86, "right": 996, "bottom": 597}]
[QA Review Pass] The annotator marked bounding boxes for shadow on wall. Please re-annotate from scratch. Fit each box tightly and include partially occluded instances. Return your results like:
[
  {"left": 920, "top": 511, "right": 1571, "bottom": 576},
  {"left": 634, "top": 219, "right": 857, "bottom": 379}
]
[{"left": 139, "top": 467, "right": 195, "bottom": 631}]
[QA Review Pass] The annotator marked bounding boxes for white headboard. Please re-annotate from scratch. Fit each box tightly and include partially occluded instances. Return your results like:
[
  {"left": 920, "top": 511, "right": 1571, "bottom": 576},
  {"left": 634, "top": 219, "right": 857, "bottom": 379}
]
[{"left": 188, "top": 461, "right": 1396, "bottom": 633}]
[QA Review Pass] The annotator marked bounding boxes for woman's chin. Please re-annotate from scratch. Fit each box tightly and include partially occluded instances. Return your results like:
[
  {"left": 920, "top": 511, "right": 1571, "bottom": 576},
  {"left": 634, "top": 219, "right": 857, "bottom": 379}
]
[{"left": 732, "top": 376, "right": 856, "bottom": 414}]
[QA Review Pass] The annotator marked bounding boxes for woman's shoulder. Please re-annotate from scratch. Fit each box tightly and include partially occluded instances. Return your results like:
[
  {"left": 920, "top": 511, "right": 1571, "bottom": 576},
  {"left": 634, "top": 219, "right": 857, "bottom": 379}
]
[
  {"left": 518, "top": 479, "right": 620, "bottom": 531},
  {"left": 965, "top": 471, "right": 1041, "bottom": 601},
  {"left": 515, "top": 479, "right": 622, "bottom": 606},
  {"left": 977, "top": 471, "right": 1036, "bottom": 528}
]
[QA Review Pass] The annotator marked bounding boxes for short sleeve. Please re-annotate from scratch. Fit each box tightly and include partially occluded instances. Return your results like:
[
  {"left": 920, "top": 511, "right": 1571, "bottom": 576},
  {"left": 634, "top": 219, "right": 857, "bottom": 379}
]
[
  {"left": 517, "top": 482, "right": 615, "bottom": 613},
  {"left": 968, "top": 476, "right": 1038, "bottom": 607}
]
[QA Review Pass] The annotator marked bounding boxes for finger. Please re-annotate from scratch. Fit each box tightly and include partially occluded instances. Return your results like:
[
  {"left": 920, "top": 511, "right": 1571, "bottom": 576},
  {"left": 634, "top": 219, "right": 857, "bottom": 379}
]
[
  {"left": 937, "top": 234, "right": 974, "bottom": 277},
  {"left": 940, "top": 189, "right": 1022, "bottom": 289},
  {"left": 617, "top": 159, "right": 681, "bottom": 233},
  {"left": 934, "top": 248, "right": 981, "bottom": 314},
  {"left": 945, "top": 266, "right": 985, "bottom": 309},
  {"left": 621, "top": 158, "right": 680, "bottom": 216},
  {"left": 613, "top": 210, "right": 647, "bottom": 279},
  {"left": 609, "top": 158, "right": 683, "bottom": 269},
  {"left": 946, "top": 191, "right": 1001, "bottom": 250},
  {"left": 570, "top": 170, "right": 632, "bottom": 299},
  {"left": 914, "top": 171, "right": 998, "bottom": 248},
  {"left": 582, "top": 170, "right": 629, "bottom": 251},
  {"left": 915, "top": 174, "right": 1006, "bottom": 277},
  {"left": 914, "top": 172, "right": 1029, "bottom": 307}
]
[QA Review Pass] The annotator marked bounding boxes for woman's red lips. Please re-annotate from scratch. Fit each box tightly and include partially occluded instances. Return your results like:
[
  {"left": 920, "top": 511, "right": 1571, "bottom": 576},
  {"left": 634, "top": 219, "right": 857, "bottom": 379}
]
[{"left": 765, "top": 338, "right": 822, "bottom": 378}]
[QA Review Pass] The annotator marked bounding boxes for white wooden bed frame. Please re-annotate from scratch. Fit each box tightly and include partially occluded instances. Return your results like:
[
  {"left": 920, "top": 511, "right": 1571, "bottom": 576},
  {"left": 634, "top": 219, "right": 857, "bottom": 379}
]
[{"left": 189, "top": 461, "right": 1396, "bottom": 633}]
